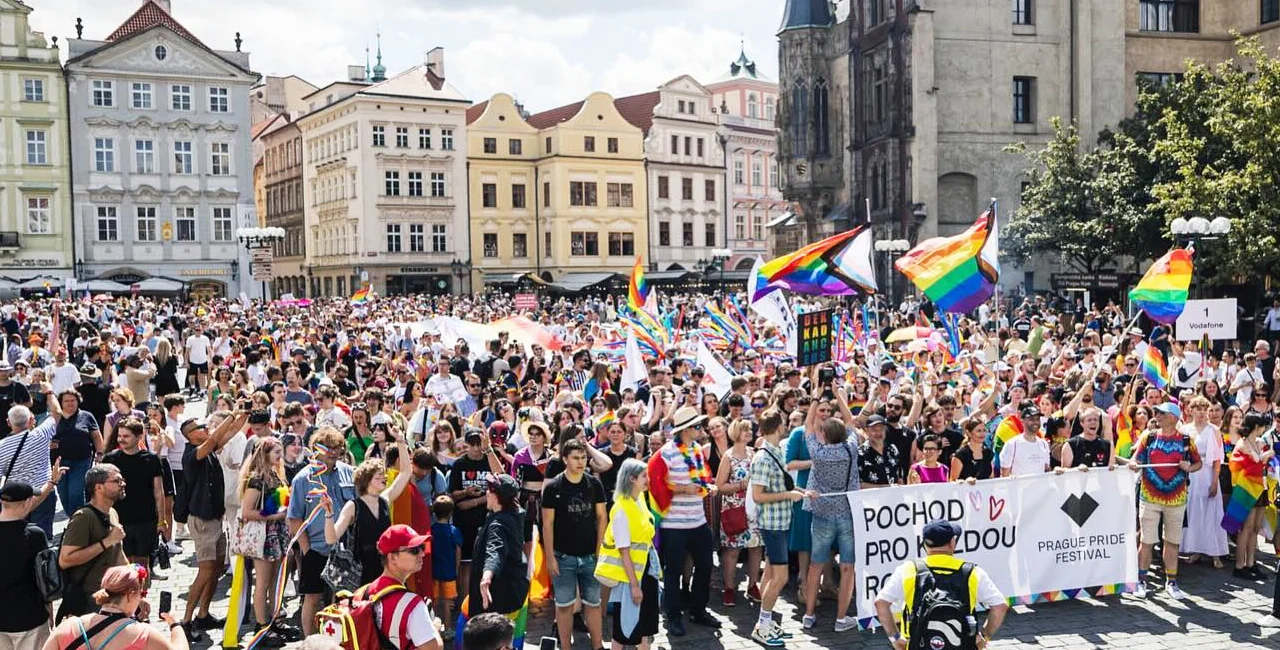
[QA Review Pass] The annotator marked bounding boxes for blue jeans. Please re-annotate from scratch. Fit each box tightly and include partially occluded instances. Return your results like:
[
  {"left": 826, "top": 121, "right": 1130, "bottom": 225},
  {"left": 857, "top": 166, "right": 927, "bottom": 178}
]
[
  {"left": 551, "top": 553, "right": 601, "bottom": 607},
  {"left": 57, "top": 458, "right": 93, "bottom": 517},
  {"left": 29, "top": 491, "right": 56, "bottom": 537}
]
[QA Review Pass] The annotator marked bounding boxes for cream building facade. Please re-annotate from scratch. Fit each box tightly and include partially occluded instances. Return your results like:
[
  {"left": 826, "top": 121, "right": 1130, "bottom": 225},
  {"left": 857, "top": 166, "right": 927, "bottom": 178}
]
[
  {"left": 299, "top": 48, "right": 472, "bottom": 297},
  {"left": 0, "top": 0, "right": 74, "bottom": 285}
]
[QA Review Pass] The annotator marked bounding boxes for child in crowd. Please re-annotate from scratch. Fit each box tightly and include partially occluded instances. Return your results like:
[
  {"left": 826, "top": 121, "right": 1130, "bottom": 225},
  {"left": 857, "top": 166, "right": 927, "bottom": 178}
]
[{"left": 431, "top": 495, "right": 464, "bottom": 641}]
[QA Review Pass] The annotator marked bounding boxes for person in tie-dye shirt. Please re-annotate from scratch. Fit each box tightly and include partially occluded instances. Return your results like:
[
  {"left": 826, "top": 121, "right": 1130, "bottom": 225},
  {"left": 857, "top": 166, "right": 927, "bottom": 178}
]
[{"left": 1128, "top": 402, "right": 1202, "bottom": 601}]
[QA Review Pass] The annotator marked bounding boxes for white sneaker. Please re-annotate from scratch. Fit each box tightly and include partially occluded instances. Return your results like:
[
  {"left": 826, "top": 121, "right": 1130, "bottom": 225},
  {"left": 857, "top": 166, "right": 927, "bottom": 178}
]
[
  {"left": 801, "top": 614, "right": 816, "bottom": 629},
  {"left": 165, "top": 541, "right": 184, "bottom": 555},
  {"left": 1258, "top": 614, "right": 1280, "bottom": 628},
  {"left": 1165, "top": 583, "right": 1187, "bottom": 600},
  {"left": 751, "top": 623, "right": 785, "bottom": 647},
  {"left": 833, "top": 617, "right": 857, "bottom": 632},
  {"left": 1133, "top": 583, "right": 1148, "bottom": 599}
]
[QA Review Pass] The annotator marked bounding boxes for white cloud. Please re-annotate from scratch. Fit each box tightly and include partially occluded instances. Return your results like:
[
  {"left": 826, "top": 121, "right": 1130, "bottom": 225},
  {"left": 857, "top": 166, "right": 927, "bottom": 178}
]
[
  {"left": 600, "top": 25, "right": 751, "bottom": 96},
  {"left": 451, "top": 34, "right": 594, "bottom": 110}
]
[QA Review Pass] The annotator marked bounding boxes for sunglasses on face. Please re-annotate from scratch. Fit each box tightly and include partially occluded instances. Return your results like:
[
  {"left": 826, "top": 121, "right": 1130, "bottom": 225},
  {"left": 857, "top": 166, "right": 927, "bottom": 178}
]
[
  {"left": 395, "top": 546, "right": 426, "bottom": 556},
  {"left": 751, "top": 402, "right": 767, "bottom": 409}
]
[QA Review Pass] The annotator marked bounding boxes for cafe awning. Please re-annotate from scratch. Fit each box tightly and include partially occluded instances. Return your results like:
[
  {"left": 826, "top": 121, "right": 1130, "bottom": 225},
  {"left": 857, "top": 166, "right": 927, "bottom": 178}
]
[
  {"left": 136, "top": 277, "right": 185, "bottom": 293},
  {"left": 547, "top": 272, "right": 621, "bottom": 294},
  {"left": 766, "top": 211, "right": 796, "bottom": 228}
]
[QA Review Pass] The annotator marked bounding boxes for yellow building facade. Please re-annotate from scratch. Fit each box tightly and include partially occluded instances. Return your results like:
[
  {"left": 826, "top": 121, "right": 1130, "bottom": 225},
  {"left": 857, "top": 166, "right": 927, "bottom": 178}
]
[{"left": 467, "top": 92, "right": 648, "bottom": 285}]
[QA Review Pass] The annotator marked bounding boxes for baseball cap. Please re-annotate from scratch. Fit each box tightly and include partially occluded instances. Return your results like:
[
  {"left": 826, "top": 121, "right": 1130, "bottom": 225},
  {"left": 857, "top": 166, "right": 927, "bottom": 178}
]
[
  {"left": 375, "top": 524, "right": 429, "bottom": 555},
  {"left": 487, "top": 474, "right": 519, "bottom": 500},
  {"left": 865, "top": 414, "right": 887, "bottom": 427},
  {"left": 1020, "top": 405, "right": 1041, "bottom": 419},
  {"left": 463, "top": 428, "right": 485, "bottom": 444},
  {"left": 1154, "top": 402, "right": 1183, "bottom": 419},
  {"left": 922, "top": 520, "right": 963, "bottom": 548},
  {"left": 0, "top": 481, "right": 35, "bottom": 502}
]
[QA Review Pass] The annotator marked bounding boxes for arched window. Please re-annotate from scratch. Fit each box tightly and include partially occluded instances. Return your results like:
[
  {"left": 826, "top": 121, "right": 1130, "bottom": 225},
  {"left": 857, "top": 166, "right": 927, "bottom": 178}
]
[
  {"left": 791, "top": 85, "right": 808, "bottom": 157},
  {"left": 748, "top": 94, "right": 758, "bottom": 118},
  {"left": 765, "top": 96, "right": 775, "bottom": 120},
  {"left": 813, "top": 80, "right": 830, "bottom": 156}
]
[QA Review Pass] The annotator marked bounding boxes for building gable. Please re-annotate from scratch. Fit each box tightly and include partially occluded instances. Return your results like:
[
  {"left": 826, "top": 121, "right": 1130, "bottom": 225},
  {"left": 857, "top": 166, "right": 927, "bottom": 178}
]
[{"left": 68, "top": 27, "right": 254, "bottom": 81}]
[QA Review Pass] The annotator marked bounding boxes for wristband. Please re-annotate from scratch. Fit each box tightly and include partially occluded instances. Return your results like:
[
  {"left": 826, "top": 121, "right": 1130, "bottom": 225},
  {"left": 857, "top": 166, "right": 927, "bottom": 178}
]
[
  {"left": 100, "top": 540, "right": 107, "bottom": 551},
  {"left": 170, "top": 623, "right": 183, "bottom": 630}
]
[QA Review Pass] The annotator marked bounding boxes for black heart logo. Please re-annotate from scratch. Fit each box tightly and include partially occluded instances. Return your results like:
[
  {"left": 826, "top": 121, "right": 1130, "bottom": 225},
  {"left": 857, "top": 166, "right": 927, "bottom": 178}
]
[{"left": 1060, "top": 492, "right": 1099, "bottom": 527}]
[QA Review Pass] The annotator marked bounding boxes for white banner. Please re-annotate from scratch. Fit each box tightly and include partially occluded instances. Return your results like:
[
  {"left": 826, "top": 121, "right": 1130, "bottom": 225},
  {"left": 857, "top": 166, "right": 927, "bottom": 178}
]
[
  {"left": 1175, "top": 298, "right": 1238, "bottom": 341},
  {"left": 848, "top": 469, "right": 1138, "bottom": 625}
]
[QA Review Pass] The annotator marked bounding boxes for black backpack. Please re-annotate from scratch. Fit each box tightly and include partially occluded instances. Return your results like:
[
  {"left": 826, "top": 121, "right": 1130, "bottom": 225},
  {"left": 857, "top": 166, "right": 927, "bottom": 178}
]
[
  {"left": 22, "top": 523, "right": 62, "bottom": 602},
  {"left": 907, "top": 560, "right": 978, "bottom": 650}
]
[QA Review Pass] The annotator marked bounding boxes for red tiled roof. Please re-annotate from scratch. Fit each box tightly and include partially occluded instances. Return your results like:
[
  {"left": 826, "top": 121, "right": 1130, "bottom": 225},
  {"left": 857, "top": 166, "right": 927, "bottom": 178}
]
[
  {"left": 465, "top": 100, "right": 489, "bottom": 125},
  {"left": 251, "top": 114, "right": 282, "bottom": 140},
  {"left": 107, "top": 0, "right": 206, "bottom": 48},
  {"left": 525, "top": 90, "right": 661, "bottom": 134},
  {"left": 525, "top": 100, "right": 585, "bottom": 130}
]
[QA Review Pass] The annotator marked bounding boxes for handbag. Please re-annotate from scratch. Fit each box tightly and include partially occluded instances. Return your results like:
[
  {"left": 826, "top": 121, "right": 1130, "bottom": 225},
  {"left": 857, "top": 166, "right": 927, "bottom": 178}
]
[
  {"left": 322, "top": 503, "right": 363, "bottom": 593},
  {"left": 721, "top": 504, "right": 748, "bottom": 536},
  {"left": 230, "top": 483, "right": 269, "bottom": 559}
]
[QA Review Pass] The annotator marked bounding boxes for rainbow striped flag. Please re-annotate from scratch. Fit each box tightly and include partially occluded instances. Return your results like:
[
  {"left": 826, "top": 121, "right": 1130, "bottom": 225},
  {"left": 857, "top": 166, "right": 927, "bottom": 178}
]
[
  {"left": 628, "top": 256, "right": 653, "bottom": 314},
  {"left": 895, "top": 202, "right": 1000, "bottom": 314},
  {"left": 350, "top": 285, "right": 372, "bottom": 304},
  {"left": 991, "top": 413, "right": 1024, "bottom": 455},
  {"left": 752, "top": 225, "right": 877, "bottom": 301},
  {"left": 1223, "top": 451, "right": 1266, "bottom": 534},
  {"left": 1129, "top": 248, "right": 1193, "bottom": 324},
  {"left": 1142, "top": 345, "right": 1170, "bottom": 390},
  {"left": 1115, "top": 411, "right": 1135, "bottom": 458}
]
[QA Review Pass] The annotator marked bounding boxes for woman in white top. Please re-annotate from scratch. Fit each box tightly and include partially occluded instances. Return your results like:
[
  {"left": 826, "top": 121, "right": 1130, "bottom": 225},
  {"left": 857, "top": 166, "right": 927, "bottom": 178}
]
[
  {"left": 999, "top": 405, "right": 1051, "bottom": 477},
  {"left": 1180, "top": 395, "right": 1229, "bottom": 566}
]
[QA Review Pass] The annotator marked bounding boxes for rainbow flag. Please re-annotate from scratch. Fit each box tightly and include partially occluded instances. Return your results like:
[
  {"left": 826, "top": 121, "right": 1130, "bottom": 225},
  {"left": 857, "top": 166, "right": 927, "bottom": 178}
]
[
  {"left": 1142, "top": 345, "right": 1170, "bottom": 390},
  {"left": 1223, "top": 451, "right": 1267, "bottom": 535},
  {"left": 1128, "top": 248, "right": 1193, "bottom": 323},
  {"left": 628, "top": 256, "right": 653, "bottom": 314},
  {"left": 260, "top": 333, "right": 279, "bottom": 362},
  {"left": 350, "top": 285, "right": 372, "bottom": 304},
  {"left": 991, "top": 413, "right": 1024, "bottom": 455},
  {"left": 387, "top": 469, "right": 434, "bottom": 597},
  {"left": 645, "top": 452, "right": 674, "bottom": 528},
  {"left": 895, "top": 202, "right": 1000, "bottom": 314},
  {"left": 1115, "top": 411, "right": 1135, "bottom": 458},
  {"left": 752, "top": 225, "right": 877, "bottom": 301}
]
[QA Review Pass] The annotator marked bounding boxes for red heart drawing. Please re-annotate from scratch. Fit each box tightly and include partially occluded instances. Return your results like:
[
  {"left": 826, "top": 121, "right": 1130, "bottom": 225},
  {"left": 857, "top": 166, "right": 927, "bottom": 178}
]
[{"left": 988, "top": 495, "right": 1006, "bottom": 521}]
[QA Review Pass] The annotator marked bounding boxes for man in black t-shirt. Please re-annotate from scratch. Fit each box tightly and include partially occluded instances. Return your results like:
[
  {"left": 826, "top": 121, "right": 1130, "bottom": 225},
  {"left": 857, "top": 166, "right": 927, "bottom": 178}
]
[
  {"left": 1060, "top": 410, "right": 1114, "bottom": 469},
  {"left": 541, "top": 439, "right": 607, "bottom": 650},
  {"left": 881, "top": 395, "right": 915, "bottom": 479},
  {"left": 0, "top": 481, "right": 52, "bottom": 640},
  {"left": 448, "top": 428, "right": 501, "bottom": 600},
  {"left": 102, "top": 417, "right": 164, "bottom": 571}
]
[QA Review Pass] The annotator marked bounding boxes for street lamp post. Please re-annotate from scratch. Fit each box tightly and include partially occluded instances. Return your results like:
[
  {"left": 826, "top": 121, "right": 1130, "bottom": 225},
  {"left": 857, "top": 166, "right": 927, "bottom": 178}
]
[
  {"left": 450, "top": 258, "right": 473, "bottom": 296},
  {"left": 874, "top": 238, "right": 911, "bottom": 308},
  {"left": 236, "top": 227, "right": 286, "bottom": 301},
  {"left": 304, "top": 264, "right": 314, "bottom": 298},
  {"left": 1170, "top": 217, "right": 1232, "bottom": 299},
  {"left": 711, "top": 247, "right": 733, "bottom": 292}
]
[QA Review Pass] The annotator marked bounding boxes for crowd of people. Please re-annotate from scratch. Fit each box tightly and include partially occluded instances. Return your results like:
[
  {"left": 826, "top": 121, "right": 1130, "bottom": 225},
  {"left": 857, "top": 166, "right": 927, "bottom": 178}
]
[{"left": 0, "top": 289, "right": 1276, "bottom": 650}]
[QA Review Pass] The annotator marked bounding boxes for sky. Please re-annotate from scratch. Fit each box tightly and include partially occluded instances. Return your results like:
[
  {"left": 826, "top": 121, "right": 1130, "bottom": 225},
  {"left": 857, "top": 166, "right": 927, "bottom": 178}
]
[{"left": 28, "top": 0, "right": 801, "bottom": 112}]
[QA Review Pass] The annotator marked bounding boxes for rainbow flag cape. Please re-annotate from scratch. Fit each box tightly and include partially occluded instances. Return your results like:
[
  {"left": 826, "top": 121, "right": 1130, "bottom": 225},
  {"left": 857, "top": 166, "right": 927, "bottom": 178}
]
[
  {"left": 387, "top": 469, "right": 434, "bottom": 597},
  {"left": 896, "top": 202, "right": 1000, "bottom": 314},
  {"left": 1223, "top": 451, "right": 1266, "bottom": 535},
  {"left": 1129, "top": 248, "right": 1193, "bottom": 324},
  {"left": 752, "top": 225, "right": 877, "bottom": 301},
  {"left": 259, "top": 333, "right": 279, "bottom": 362},
  {"left": 645, "top": 451, "right": 674, "bottom": 528},
  {"left": 991, "top": 413, "right": 1024, "bottom": 456},
  {"left": 1142, "top": 345, "right": 1170, "bottom": 390},
  {"left": 350, "top": 285, "right": 372, "bottom": 304},
  {"left": 1115, "top": 411, "right": 1134, "bottom": 458},
  {"left": 628, "top": 256, "right": 654, "bottom": 315}
]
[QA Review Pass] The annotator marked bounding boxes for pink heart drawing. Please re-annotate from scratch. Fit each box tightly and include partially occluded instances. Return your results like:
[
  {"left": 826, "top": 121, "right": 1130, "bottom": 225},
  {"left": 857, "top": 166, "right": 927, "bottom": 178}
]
[
  {"left": 968, "top": 491, "right": 982, "bottom": 512},
  {"left": 988, "top": 495, "right": 1006, "bottom": 521}
]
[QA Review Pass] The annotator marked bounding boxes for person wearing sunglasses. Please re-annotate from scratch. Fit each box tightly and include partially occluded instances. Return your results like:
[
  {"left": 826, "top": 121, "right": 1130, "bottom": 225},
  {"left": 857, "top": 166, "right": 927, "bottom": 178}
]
[{"left": 358, "top": 524, "right": 442, "bottom": 650}]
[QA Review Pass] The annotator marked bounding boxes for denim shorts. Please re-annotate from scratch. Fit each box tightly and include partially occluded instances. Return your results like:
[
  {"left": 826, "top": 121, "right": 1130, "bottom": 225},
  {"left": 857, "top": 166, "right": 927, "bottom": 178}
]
[
  {"left": 758, "top": 529, "right": 790, "bottom": 566},
  {"left": 552, "top": 552, "right": 602, "bottom": 607},
  {"left": 810, "top": 514, "right": 856, "bottom": 565}
]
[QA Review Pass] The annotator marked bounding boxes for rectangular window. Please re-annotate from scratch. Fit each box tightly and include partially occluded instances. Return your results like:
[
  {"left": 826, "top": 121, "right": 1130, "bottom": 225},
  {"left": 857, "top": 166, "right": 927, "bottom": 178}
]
[
  {"left": 608, "top": 232, "right": 635, "bottom": 256},
  {"left": 23, "top": 78, "right": 44, "bottom": 102},
  {"left": 1139, "top": 0, "right": 1199, "bottom": 33},
  {"left": 482, "top": 183, "right": 497, "bottom": 208},
  {"left": 509, "top": 139, "right": 523, "bottom": 155},
  {"left": 512, "top": 183, "right": 526, "bottom": 208},
  {"left": 513, "top": 233, "right": 528, "bottom": 258},
  {"left": 678, "top": 100, "right": 686, "bottom": 113},
  {"left": 92, "top": 80, "right": 114, "bottom": 107},
  {"left": 212, "top": 207, "right": 232, "bottom": 241},
  {"left": 208, "top": 87, "right": 229, "bottom": 112},
  {"left": 545, "top": 231, "right": 552, "bottom": 257},
  {"left": 134, "top": 139, "right": 155, "bottom": 173},
  {"left": 570, "top": 231, "right": 599, "bottom": 256},
  {"left": 696, "top": 138, "right": 704, "bottom": 158},
  {"left": 705, "top": 222, "right": 716, "bottom": 247},
  {"left": 171, "top": 84, "right": 191, "bottom": 111},
  {"left": 682, "top": 178, "right": 694, "bottom": 200},
  {"left": 430, "top": 172, "right": 446, "bottom": 197},
  {"left": 483, "top": 137, "right": 497, "bottom": 154},
  {"left": 94, "top": 137, "right": 115, "bottom": 172},
  {"left": 409, "top": 224, "right": 425, "bottom": 252},
  {"left": 606, "top": 183, "right": 634, "bottom": 208},
  {"left": 1137, "top": 72, "right": 1183, "bottom": 88},
  {"left": 753, "top": 215, "right": 763, "bottom": 241},
  {"left": 26, "top": 197, "right": 50, "bottom": 234},
  {"left": 174, "top": 206, "right": 196, "bottom": 241},
  {"left": 735, "top": 214, "right": 747, "bottom": 240},
  {"left": 584, "top": 136, "right": 596, "bottom": 152},
  {"left": 752, "top": 161, "right": 763, "bottom": 187},
  {"left": 659, "top": 222, "right": 670, "bottom": 246},
  {"left": 372, "top": 125, "right": 386, "bottom": 147},
  {"left": 386, "top": 224, "right": 402, "bottom": 252},
  {"left": 385, "top": 171, "right": 401, "bottom": 196},
  {"left": 570, "top": 181, "right": 598, "bottom": 206},
  {"left": 682, "top": 223, "right": 694, "bottom": 247},
  {"left": 770, "top": 160, "right": 779, "bottom": 188},
  {"left": 671, "top": 135, "right": 679, "bottom": 154},
  {"left": 1013, "top": 0, "right": 1033, "bottom": 25},
  {"left": 25, "top": 130, "right": 47, "bottom": 165},
  {"left": 136, "top": 206, "right": 157, "bottom": 241},
  {"left": 684, "top": 137, "right": 691, "bottom": 156},
  {"left": 432, "top": 224, "right": 447, "bottom": 252},
  {"left": 210, "top": 142, "right": 231, "bottom": 175},
  {"left": 607, "top": 137, "right": 619, "bottom": 153},
  {"left": 545, "top": 136, "right": 552, "bottom": 153},
  {"left": 543, "top": 181, "right": 551, "bottom": 207},
  {"left": 1266, "top": 0, "right": 1279, "bottom": 24},
  {"left": 408, "top": 171, "right": 423, "bottom": 197},
  {"left": 483, "top": 233, "right": 499, "bottom": 258},
  {"left": 395, "top": 127, "right": 408, "bottom": 148},
  {"left": 174, "top": 141, "right": 193, "bottom": 174},
  {"left": 658, "top": 176, "right": 669, "bottom": 199},
  {"left": 734, "top": 157, "right": 744, "bottom": 184},
  {"left": 1013, "top": 76, "right": 1035, "bottom": 124},
  {"left": 132, "top": 82, "right": 153, "bottom": 109},
  {"left": 442, "top": 129, "right": 454, "bottom": 150},
  {"left": 419, "top": 128, "right": 432, "bottom": 149},
  {"left": 96, "top": 206, "right": 118, "bottom": 241},
  {"left": 705, "top": 179, "right": 715, "bottom": 201}
]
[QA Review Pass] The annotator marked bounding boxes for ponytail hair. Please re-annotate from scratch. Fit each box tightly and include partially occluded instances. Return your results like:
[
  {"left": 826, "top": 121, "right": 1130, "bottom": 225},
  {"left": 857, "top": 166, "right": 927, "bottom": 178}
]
[{"left": 92, "top": 564, "right": 146, "bottom": 605}]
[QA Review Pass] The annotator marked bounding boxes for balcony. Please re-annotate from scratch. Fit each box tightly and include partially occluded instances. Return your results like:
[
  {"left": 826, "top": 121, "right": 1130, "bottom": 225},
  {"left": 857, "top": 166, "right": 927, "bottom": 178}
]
[{"left": 0, "top": 232, "right": 19, "bottom": 250}]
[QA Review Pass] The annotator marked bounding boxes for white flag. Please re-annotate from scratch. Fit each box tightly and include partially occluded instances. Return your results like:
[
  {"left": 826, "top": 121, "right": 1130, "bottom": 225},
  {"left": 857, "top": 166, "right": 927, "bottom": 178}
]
[
  {"left": 695, "top": 341, "right": 734, "bottom": 399},
  {"left": 621, "top": 331, "right": 646, "bottom": 393}
]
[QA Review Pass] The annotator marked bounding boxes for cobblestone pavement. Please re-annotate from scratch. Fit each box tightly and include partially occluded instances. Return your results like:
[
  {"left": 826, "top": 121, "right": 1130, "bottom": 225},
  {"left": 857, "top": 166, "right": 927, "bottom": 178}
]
[{"left": 64, "top": 397, "right": 1280, "bottom": 650}]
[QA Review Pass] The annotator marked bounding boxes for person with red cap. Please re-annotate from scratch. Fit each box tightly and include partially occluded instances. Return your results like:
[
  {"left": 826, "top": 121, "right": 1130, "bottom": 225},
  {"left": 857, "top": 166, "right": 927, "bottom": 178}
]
[{"left": 367, "top": 524, "right": 442, "bottom": 650}]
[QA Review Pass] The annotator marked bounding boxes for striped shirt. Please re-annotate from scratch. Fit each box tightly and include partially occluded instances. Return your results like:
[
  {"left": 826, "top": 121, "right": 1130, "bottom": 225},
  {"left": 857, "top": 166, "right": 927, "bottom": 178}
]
[
  {"left": 560, "top": 369, "right": 588, "bottom": 393},
  {"left": 657, "top": 442, "right": 708, "bottom": 530},
  {"left": 0, "top": 417, "right": 58, "bottom": 487}
]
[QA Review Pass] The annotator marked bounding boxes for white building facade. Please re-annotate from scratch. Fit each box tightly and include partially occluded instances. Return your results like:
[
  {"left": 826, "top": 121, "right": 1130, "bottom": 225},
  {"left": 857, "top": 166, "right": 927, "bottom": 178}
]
[{"left": 66, "top": 0, "right": 257, "bottom": 298}]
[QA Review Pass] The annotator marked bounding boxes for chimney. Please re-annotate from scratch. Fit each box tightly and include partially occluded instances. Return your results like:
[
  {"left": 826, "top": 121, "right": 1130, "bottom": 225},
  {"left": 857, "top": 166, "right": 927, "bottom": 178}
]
[
  {"left": 425, "top": 47, "right": 445, "bottom": 79},
  {"left": 347, "top": 65, "right": 366, "bottom": 82},
  {"left": 153, "top": 0, "right": 172, "bottom": 13}
]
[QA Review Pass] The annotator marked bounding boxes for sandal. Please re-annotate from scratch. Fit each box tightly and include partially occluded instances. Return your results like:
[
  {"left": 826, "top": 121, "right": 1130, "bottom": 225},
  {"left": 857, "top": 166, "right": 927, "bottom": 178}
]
[
  {"left": 1184, "top": 554, "right": 1201, "bottom": 565},
  {"left": 1213, "top": 557, "right": 1224, "bottom": 569}
]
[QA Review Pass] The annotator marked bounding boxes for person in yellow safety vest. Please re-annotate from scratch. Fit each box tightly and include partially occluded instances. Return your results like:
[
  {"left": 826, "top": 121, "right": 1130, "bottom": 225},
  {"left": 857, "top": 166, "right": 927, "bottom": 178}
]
[
  {"left": 595, "top": 458, "right": 661, "bottom": 650},
  {"left": 873, "top": 520, "right": 1009, "bottom": 650}
]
